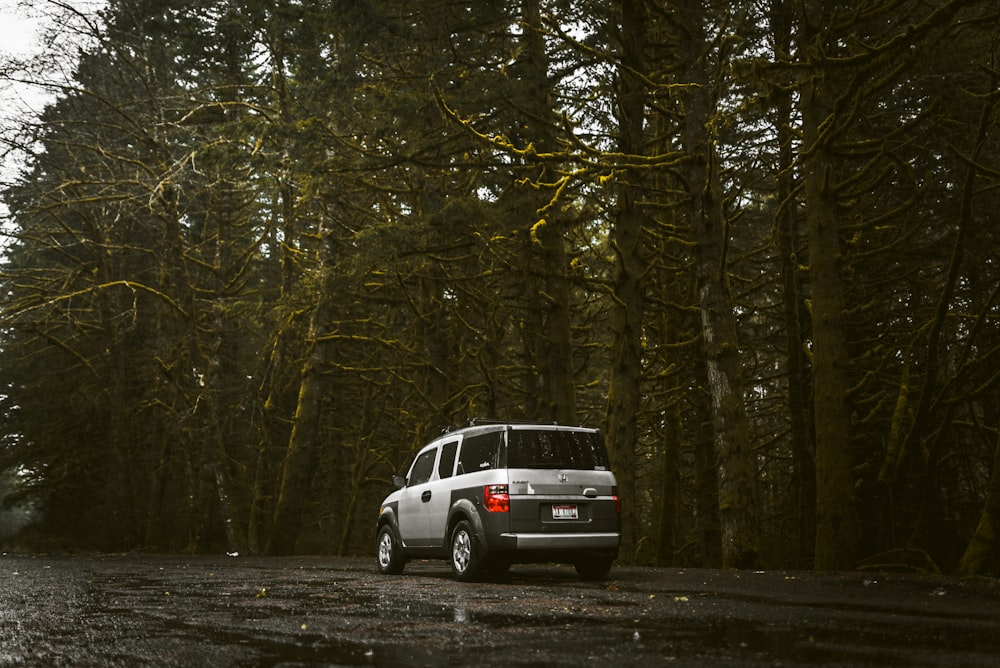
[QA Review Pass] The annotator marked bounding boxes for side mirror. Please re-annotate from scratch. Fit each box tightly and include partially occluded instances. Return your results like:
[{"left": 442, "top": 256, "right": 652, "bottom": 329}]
[{"left": 392, "top": 474, "right": 406, "bottom": 489}]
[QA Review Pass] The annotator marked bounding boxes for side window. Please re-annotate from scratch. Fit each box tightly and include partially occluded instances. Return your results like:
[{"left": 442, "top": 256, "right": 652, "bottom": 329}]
[
  {"left": 438, "top": 440, "right": 458, "bottom": 479},
  {"left": 407, "top": 448, "right": 437, "bottom": 486},
  {"left": 457, "top": 431, "right": 502, "bottom": 474}
]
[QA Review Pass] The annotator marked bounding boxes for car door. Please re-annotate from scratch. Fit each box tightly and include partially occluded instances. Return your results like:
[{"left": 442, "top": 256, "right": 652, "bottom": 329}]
[
  {"left": 424, "top": 437, "right": 459, "bottom": 548},
  {"left": 397, "top": 446, "right": 438, "bottom": 547}
]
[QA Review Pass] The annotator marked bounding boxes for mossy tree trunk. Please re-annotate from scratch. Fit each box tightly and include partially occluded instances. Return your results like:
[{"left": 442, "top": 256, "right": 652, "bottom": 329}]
[
  {"left": 799, "top": 71, "right": 859, "bottom": 572},
  {"left": 605, "top": 0, "right": 650, "bottom": 561},
  {"left": 266, "top": 219, "right": 336, "bottom": 555},
  {"left": 959, "top": 436, "right": 1000, "bottom": 576},
  {"left": 769, "top": 0, "right": 816, "bottom": 568},
  {"left": 678, "top": 0, "right": 760, "bottom": 569}
]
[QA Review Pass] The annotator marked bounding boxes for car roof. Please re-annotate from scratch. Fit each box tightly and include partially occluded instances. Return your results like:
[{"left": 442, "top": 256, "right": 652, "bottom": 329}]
[{"left": 432, "top": 421, "right": 599, "bottom": 442}]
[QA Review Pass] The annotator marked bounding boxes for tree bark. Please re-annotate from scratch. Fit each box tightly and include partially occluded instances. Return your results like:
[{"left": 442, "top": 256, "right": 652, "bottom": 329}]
[
  {"left": 520, "top": 0, "right": 577, "bottom": 424},
  {"left": 655, "top": 310, "right": 681, "bottom": 566},
  {"left": 942, "top": 74, "right": 998, "bottom": 576},
  {"left": 605, "top": 0, "right": 649, "bottom": 560},
  {"left": 799, "top": 74, "right": 859, "bottom": 571},
  {"left": 693, "top": 372, "right": 723, "bottom": 568},
  {"left": 959, "top": 435, "right": 1000, "bottom": 576},
  {"left": 266, "top": 216, "right": 335, "bottom": 554},
  {"left": 679, "top": 0, "right": 760, "bottom": 569},
  {"left": 770, "top": 0, "right": 815, "bottom": 568}
]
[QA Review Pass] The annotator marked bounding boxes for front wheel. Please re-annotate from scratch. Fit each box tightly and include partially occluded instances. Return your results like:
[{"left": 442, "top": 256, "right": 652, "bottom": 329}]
[
  {"left": 450, "top": 520, "right": 485, "bottom": 582},
  {"left": 376, "top": 524, "right": 405, "bottom": 575}
]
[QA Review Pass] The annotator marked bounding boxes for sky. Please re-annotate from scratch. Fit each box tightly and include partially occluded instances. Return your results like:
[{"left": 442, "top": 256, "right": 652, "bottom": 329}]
[
  {"left": 0, "top": 0, "right": 103, "bottom": 244},
  {"left": 1, "top": 0, "right": 106, "bottom": 151},
  {"left": 0, "top": 1, "right": 42, "bottom": 60},
  {"left": 1, "top": 0, "right": 48, "bottom": 237},
  {"left": 0, "top": 0, "right": 44, "bottom": 113}
]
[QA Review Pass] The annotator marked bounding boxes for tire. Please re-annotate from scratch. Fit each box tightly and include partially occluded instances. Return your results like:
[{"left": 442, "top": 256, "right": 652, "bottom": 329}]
[
  {"left": 574, "top": 555, "right": 613, "bottom": 581},
  {"left": 376, "top": 524, "right": 405, "bottom": 575},
  {"left": 450, "top": 520, "right": 484, "bottom": 582}
]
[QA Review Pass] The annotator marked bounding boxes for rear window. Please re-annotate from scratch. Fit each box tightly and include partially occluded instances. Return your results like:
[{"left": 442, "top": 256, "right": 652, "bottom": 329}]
[{"left": 507, "top": 430, "right": 609, "bottom": 470}]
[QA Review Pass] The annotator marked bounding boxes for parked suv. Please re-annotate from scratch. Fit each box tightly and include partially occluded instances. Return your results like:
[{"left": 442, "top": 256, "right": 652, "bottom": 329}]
[{"left": 376, "top": 420, "right": 621, "bottom": 581}]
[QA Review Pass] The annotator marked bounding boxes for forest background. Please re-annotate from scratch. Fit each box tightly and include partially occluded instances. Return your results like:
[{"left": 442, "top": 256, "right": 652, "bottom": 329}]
[{"left": 1, "top": 0, "right": 999, "bottom": 575}]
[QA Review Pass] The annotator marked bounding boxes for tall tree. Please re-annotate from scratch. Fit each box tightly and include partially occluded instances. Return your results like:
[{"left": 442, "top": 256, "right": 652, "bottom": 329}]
[
  {"left": 794, "top": 0, "right": 861, "bottom": 570},
  {"left": 604, "top": 0, "right": 652, "bottom": 559},
  {"left": 766, "top": 0, "right": 816, "bottom": 569},
  {"left": 677, "top": 0, "right": 760, "bottom": 569}
]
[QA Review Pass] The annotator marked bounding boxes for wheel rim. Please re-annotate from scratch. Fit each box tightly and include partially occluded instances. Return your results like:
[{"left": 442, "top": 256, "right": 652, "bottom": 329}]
[
  {"left": 378, "top": 530, "right": 393, "bottom": 568},
  {"left": 452, "top": 529, "right": 471, "bottom": 573}
]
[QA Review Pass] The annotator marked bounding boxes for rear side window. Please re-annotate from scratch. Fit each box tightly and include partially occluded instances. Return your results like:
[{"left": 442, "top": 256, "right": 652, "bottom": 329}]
[
  {"left": 438, "top": 440, "right": 458, "bottom": 479},
  {"left": 507, "top": 430, "right": 610, "bottom": 470},
  {"left": 407, "top": 448, "right": 437, "bottom": 486},
  {"left": 457, "top": 431, "right": 502, "bottom": 474}
]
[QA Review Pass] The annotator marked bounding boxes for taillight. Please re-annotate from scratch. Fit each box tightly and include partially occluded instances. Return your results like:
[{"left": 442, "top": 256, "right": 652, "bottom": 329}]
[
  {"left": 612, "top": 485, "right": 621, "bottom": 513},
  {"left": 484, "top": 484, "right": 509, "bottom": 513}
]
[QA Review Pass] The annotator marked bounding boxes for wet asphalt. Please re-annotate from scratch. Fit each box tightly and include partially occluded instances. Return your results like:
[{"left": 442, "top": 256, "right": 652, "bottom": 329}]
[{"left": 1, "top": 553, "right": 999, "bottom": 666}]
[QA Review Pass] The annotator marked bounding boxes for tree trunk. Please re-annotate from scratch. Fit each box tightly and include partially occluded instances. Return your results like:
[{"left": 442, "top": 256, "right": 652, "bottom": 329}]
[
  {"left": 679, "top": 0, "right": 759, "bottom": 569},
  {"left": 105, "top": 310, "right": 139, "bottom": 548},
  {"left": 536, "top": 220, "right": 578, "bottom": 425},
  {"left": 267, "top": 210, "right": 336, "bottom": 554},
  {"left": 770, "top": 0, "right": 815, "bottom": 568},
  {"left": 656, "top": 377, "right": 681, "bottom": 566},
  {"left": 800, "top": 74, "right": 859, "bottom": 571},
  {"left": 605, "top": 0, "right": 649, "bottom": 560},
  {"left": 957, "top": 70, "right": 1000, "bottom": 576},
  {"left": 693, "top": 366, "right": 723, "bottom": 568},
  {"left": 520, "top": 0, "right": 577, "bottom": 424},
  {"left": 266, "top": 306, "right": 326, "bottom": 554},
  {"left": 959, "top": 435, "right": 1000, "bottom": 576}
]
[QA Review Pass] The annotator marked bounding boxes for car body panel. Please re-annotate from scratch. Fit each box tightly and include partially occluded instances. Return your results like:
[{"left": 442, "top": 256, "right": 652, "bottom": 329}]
[
  {"left": 376, "top": 421, "right": 621, "bottom": 578},
  {"left": 395, "top": 445, "right": 436, "bottom": 546}
]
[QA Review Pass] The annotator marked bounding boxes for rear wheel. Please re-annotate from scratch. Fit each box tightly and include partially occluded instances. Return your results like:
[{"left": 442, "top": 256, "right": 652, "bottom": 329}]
[
  {"left": 376, "top": 524, "right": 405, "bottom": 575},
  {"left": 450, "top": 520, "right": 484, "bottom": 582},
  {"left": 574, "top": 555, "right": 613, "bottom": 581}
]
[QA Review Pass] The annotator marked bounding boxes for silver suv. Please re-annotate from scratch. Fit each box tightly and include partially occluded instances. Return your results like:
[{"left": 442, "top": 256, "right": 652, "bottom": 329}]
[{"left": 376, "top": 420, "right": 621, "bottom": 581}]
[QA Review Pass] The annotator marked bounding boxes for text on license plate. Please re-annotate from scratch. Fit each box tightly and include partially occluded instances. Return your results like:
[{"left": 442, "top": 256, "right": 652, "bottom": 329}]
[{"left": 552, "top": 504, "right": 578, "bottom": 520}]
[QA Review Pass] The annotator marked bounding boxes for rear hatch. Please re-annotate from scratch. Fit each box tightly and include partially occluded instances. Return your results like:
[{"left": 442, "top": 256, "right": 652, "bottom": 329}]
[
  {"left": 508, "top": 468, "right": 619, "bottom": 533},
  {"left": 503, "top": 427, "right": 619, "bottom": 534}
]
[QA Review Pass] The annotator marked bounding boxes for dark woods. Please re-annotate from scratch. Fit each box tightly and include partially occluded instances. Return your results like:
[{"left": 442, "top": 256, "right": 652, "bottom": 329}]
[{"left": 1, "top": 0, "right": 999, "bottom": 575}]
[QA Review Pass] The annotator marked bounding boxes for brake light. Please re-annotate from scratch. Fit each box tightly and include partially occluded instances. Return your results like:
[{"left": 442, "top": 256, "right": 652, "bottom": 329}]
[
  {"left": 484, "top": 484, "right": 509, "bottom": 513},
  {"left": 612, "top": 486, "right": 621, "bottom": 513}
]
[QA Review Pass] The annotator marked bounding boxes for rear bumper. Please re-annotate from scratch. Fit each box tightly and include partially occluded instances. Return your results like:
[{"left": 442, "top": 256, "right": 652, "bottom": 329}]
[{"left": 499, "top": 531, "right": 620, "bottom": 551}]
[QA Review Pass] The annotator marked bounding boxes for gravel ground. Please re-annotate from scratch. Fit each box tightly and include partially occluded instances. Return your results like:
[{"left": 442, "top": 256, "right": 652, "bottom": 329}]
[{"left": 2, "top": 553, "right": 999, "bottom": 666}]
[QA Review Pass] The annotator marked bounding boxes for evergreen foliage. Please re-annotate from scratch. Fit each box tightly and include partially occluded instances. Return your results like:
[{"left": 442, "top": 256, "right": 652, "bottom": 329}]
[{"left": 1, "top": 0, "right": 998, "bottom": 574}]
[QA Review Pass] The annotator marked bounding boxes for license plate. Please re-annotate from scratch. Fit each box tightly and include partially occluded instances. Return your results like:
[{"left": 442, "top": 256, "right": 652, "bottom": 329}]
[{"left": 552, "top": 504, "right": 578, "bottom": 520}]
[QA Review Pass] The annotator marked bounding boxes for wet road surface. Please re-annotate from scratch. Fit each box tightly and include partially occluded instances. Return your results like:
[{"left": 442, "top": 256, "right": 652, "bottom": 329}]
[{"left": 1, "top": 553, "right": 999, "bottom": 666}]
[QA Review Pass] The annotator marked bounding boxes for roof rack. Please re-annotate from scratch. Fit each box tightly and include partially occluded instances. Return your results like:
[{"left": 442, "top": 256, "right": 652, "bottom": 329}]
[{"left": 468, "top": 418, "right": 559, "bottom": 426}]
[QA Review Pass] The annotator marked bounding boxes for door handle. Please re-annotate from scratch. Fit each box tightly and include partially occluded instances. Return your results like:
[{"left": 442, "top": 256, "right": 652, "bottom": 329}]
[{"left": 421, "top": 490, "right": 432, "bottom": 503}]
